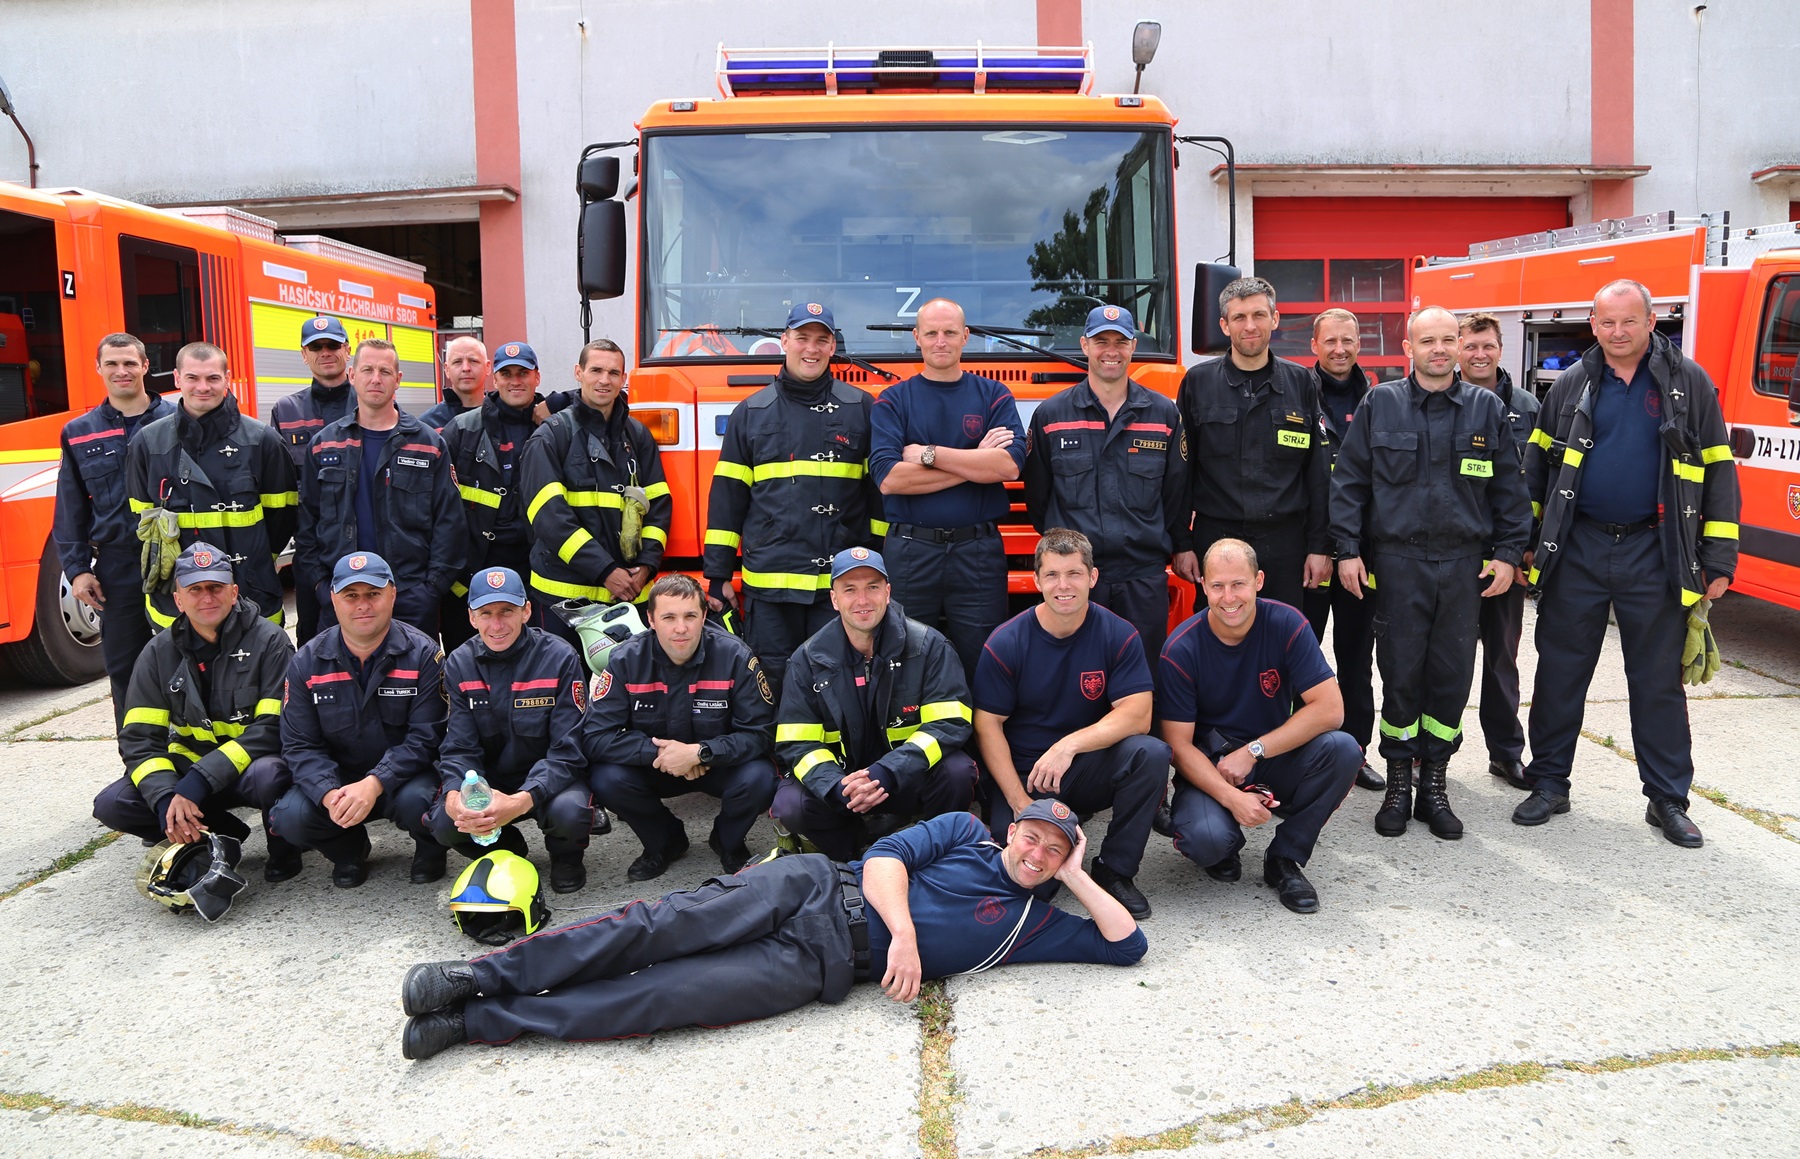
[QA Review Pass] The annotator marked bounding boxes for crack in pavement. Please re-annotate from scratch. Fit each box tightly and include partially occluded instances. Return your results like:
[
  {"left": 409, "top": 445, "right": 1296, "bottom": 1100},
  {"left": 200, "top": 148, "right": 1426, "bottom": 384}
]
[
  {"left": 1017, "top": 1042, "right": 1800, "bottom": 1157},
  {"left": 919, "top": 980, "right": 961, "bottom": 1159},
  {"left": 0, "top": 692, "right": 112, "bottom": 741},
  {"left": 0, "top": 831, "right": 121, "bottom": 903},
  {"left": 1578, "top": 728, "right": 1800, "bottom": 844}
]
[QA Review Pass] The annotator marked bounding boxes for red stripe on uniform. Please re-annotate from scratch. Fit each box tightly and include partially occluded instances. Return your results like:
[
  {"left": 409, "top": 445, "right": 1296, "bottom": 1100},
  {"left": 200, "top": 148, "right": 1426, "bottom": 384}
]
[
  {"left": 1043, "top": 421, "right": 1105, "bottom": 432},
  {"left": 1125, "top": 423, "right": 1172, "bottom": 434},
  {"left": 513, "top": 678, "right": 560, "bottom": 690},
  {"left": 400, "top": 443, "right": 441, "bottom": 456},
  {"left": 459, "top": 680, "right": 490, "bottom": 692},
  {"left": 313, "top": 439, "right": 361, "bottom": 451},
  {"left": 279, "top": 418, "right": 325, "bottom": 430},
  {"left": 390, "top": 669, "right": 419, "bottom": 679},
  {"left": 624, "top": 682, "right": 667, "bottom": 694},
  {"left": 306, "top": 672, "right": 354, "bottom": 686},
  {"left": 68, "top": 427, "right": 125, "bottom": 445},
  {"left": 690, "top": 679, "right": 734, "bottom": 690}
]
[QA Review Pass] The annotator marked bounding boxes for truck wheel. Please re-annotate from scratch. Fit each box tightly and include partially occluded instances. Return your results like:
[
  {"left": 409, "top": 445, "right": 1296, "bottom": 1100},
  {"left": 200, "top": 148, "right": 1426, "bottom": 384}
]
[{"left": 2, "top": 539, "right": 106, "bottom": 686}]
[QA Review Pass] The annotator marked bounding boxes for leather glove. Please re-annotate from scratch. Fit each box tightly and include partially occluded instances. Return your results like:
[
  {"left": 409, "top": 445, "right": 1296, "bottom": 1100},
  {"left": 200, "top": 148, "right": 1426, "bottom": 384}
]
[
  {"left": 617, "top": 485, "right": 649, "bottom": 563},
  {"left": 136, "top": 507, "right": 182, "bottom": 594},
  {"left": 1681, "top": 600, "right": 1721, "bottom": 686}
]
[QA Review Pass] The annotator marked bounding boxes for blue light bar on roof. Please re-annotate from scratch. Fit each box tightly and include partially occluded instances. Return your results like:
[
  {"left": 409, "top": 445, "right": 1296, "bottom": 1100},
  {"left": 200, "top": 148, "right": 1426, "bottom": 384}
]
[{"left": 715, "top": 43, "right": 1094, "bottom": 97}]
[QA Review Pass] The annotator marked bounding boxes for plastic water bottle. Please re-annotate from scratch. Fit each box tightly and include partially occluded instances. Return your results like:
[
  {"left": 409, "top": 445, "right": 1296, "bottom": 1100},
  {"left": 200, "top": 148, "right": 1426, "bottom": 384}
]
[{"left": 462, "top": 770, "right": 498, "bottom": 847}]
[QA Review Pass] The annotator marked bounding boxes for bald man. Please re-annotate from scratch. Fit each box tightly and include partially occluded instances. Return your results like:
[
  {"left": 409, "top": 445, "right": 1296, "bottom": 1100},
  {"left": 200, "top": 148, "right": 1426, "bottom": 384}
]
[{"left": 1328, "top": 307, "right": 1532, "bottom": 841}]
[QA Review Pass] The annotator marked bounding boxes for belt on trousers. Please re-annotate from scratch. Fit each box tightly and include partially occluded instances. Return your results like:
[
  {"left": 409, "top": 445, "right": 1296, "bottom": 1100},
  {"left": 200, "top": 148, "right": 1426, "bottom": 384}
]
[
  {"left": 891, "top": 521, "right": 997, "bottom": 544},
  {"left": 836, "top": 864, "right": 872, "bottom": 980},
  {"left": 1578, "top": 514, "right": 1659, "bottom": 538}
]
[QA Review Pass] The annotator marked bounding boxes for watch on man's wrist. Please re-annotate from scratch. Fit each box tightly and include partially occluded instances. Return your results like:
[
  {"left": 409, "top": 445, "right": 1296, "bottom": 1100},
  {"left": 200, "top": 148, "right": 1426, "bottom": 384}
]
[
  {"left": 697, "top": 743, "right": 715, "bottom": 767},
  {"left": 1248, "top": 739, "right": 1266, "bottom": 761},
  {"left": 921, "top": 444, "right": 937, "bottom": 468}
]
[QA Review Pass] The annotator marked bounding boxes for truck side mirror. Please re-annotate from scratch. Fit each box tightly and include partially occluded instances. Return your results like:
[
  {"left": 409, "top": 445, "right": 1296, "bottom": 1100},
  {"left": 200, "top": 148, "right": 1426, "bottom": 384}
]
[
  {"left": 580, "top": 200, "right": 627, "bottom": 300},
  {"left": 579, "top": 155, "right": 620, "bottom": 201},
  {"left": 1191, "top": 262, "right": 1240, "bottom": 355}
]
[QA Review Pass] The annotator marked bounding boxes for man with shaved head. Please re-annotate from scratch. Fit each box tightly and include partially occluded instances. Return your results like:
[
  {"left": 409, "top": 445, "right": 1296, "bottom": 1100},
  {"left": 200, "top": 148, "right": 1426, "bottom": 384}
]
[
  {"left": 1329, "top": 306, "right": 1532, "bottom": 841},
  {"left": 869, "top": 297, "right": 1026, "bottom": 680}
]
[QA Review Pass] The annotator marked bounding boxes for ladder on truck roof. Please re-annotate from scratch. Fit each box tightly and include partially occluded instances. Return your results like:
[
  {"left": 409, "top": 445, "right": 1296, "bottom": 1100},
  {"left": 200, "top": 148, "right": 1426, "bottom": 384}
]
[
  {"left": 1425, "top": 209, "right": 1800, "bottom": 271},
  {"left": 714, "top": 43, "right": 1094, "bottom": 98}
]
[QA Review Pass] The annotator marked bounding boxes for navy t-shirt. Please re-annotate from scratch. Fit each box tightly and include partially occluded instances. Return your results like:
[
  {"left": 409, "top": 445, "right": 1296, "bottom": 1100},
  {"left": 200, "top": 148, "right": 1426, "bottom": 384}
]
[
  {"left": 1159, "top": 599, "right": 1335, "bottom": 748},
  {"left": 355, "top": 427, "right": 391, "bottom": 552},
  {"left": 1576, "top": 357, "right": 1662, "bottom": 524},
  {"left": 869, "top": 372, "right": 1025, "bottom": 527},
  {"left": 853, "top": 811, "right": 1146, "bottom": 979},
  {"left": 974, "top": 604, "right": 1153, "bottom": 765}
]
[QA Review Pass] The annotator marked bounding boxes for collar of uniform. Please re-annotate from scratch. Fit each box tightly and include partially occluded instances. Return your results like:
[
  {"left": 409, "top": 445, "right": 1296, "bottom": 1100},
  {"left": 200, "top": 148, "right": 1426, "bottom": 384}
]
[
  {"left": 172, "top": 599, "right": 256, "bottom": 659},
  {"left": 826, "top": 603, "right": 906, "bottom": 670},
  {"left": 1070, "top": 378, "right": 1149, "bottom": 417},
  {"left": 1314, "top": 362, "right": 1368, "bottom": 394},
  {"left": 475, "top": 625, "right": 538, "bottom": 666},
  {"left": 177, "top": 393, "right": 241, "bottom": 439},
  {"left": 1404, "top": 373, "right": 1467, "bottom": 406},
  {"left": 344, "top": 408, "right": 421, "bottom": 438},
  {"left": 309, "top": 379, "right": 351, "bottom": 403},
  {"left": 483, "top": 392, "right": 536, "bottom": 426},
  {"left": 312, "top": 622, "right": 403, "bottom": 668}
]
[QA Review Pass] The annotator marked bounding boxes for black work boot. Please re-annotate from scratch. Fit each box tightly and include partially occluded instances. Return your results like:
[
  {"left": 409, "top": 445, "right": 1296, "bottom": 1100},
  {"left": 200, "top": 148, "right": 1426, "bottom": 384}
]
[
  {"left": 1413, "top": 759, "right": 1464, "bottom": 840},
  {"left": 549, "top": 854, "right": 587, "bottom": 894},
  {"left": 410, "top": 840, "right": 448, "bottom": 885},
  {"left": 1374, "top": 758, "right": 1413, "bottom": 837}
]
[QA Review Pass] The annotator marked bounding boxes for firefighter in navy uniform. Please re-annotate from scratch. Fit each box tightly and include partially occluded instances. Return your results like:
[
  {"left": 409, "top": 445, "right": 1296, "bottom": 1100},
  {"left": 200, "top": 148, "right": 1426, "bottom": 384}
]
[
  {"left": 268, "top": 552, "right": 446, "bottom": 888},
  {"left": 297, "top": 338, "right": 463, "bottom": 639},
  {"left": 1178, "top": 276, "right": 1334, "bottom": 612},
  {"left": 519, "top": 339, "right": 672, "bottom": 642},
  {"left": 270, "top": 316, "right": 356, "bottom": 643},
  {"left": 427, "top": 566, "right": 595, "bottom": 892},
  {"left": 1300, "top": 309, "right": 1384, "bottom": 792},
  {"left": 564, "top": 574, "right": 777, "bottom": 879},
  {"left": 1457, "top": 313, "right": 1541, "bottom": 791},
  {"left": 94, "top": 542, "right": 295, "bottom": 869},
  {"left": 1329, "top": 307, "right": 1533, "bottom": 840},
  {"left": 421, "top": 335, "right": 490, "bottom": 432},
  {"left": 127, "top": 342, "right": 297, "bottom": 634},
  {"left": 703, "top": 302, "right": 884, "bottom": 694},
  {"left": 771, "top": 548, "right": 977, "bottom": 861},
  {"left": 1515, "top": 280, "right": 1740, "bottom": 847},
  {"left": 440, "top": 342, "right": 548, "bottom": 654},
  {"left": 54, "top": 333, "right": 175, "bottom": 723}
]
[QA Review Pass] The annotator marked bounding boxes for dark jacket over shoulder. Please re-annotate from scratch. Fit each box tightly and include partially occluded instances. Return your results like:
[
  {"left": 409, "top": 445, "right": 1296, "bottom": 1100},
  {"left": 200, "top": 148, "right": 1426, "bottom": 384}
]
[
  {"left": 55, "top": 393, "right": 175, "bottom": 577},
  {"left": 439, "top": 626, "right": 587, "bottom": 809}
]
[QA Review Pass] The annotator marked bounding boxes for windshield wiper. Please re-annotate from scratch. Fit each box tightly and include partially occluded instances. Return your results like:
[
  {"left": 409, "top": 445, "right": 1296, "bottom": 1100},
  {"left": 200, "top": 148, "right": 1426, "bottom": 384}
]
[
  {"left": 655, "top": 326, "right": 897, "bottom": 380},
  {"left": 865, "top": 323, "right": 1089, "bottom": 372}
]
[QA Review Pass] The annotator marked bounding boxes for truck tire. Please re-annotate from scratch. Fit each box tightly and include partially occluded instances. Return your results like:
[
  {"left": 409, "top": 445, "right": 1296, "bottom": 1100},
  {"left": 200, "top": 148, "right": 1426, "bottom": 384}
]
[{"left": 2, "top": 539, "right": 106, "bottom": 686}]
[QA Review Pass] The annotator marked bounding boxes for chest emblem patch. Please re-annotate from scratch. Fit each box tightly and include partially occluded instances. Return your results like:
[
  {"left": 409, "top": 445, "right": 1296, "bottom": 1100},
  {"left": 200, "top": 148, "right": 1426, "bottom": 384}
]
[
  {"left": 1259, "top": 669, "right": 1282, "bottom": 698},
  {"left": 1079, "top": 670, "right": 1105, "bottom": 701}
]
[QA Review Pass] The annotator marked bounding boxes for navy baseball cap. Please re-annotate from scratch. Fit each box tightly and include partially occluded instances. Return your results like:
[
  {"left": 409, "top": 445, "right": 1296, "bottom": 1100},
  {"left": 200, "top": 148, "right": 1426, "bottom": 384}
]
[
  {"left": 785, "top": 302, "right": 836, "bottom": 333},
  {"left": 301, "top": 316, "right": 349, "bottom": 346},
  {"left": 1014, "top": 798, "right": 1082, "bottom": 848},
  {"left": 468, "top": 566, "right": 529, "bottom": 610},
  {"left": 174, "top": 541, "right": 235, "bottom": 586},
  {"left": 331, "top": 551, "right": 395, "bottom": 592},
  {"left": 492, "top": 341, "right": 537, "bottom": 371},
  {"left": 1082, "top": 305, "right": 1137, "bottom": 339},
  {"left": 829, "top": 546, "right": 888, "bottom": 582}
]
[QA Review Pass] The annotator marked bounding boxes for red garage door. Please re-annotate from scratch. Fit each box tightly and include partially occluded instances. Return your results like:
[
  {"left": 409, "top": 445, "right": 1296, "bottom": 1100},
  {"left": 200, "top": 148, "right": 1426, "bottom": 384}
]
[{"left": 1254, "top": 196, "right": 1571, "bottom": 381}]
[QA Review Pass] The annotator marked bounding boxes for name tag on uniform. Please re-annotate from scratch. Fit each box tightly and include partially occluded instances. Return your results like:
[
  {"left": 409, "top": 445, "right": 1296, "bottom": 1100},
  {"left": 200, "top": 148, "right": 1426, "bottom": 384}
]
[
  {"left": 514, "top": 695, "right": 555, "bottom": 709},
  {"left": 1130, "top": 438, "right": 1166, "bottom": 452},
  {"left": 380, "top": 686, "right": 418, "bottom": 697},
  {"left": 1460, "top": 458, "right": 1493, "bottom": 478},
  {"left": 694, "top": 699, "right": 728, "bottom": 710},
  {"left": 1277, "top": 430, "right": 1311, "bottom": 449},
  {"left": 396, "top": 456, "right": 431, "bottom": 469}
]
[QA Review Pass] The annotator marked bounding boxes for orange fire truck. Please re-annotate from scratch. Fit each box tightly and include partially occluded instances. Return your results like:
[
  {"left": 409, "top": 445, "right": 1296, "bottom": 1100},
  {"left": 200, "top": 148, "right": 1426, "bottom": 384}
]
[
  {"left": 0, "top": 181, "right": 437, "bottom": 683},
  {"left": 574, "top": 42, "right": 1238, "bottom": 618},
  {"left": 1412, "top": 212, "right": 1800, "bottom": 612}
]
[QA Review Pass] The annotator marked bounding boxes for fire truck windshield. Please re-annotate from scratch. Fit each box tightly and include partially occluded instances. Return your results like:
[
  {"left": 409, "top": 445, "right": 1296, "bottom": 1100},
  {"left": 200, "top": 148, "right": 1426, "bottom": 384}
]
[{"left": 640, "top": 126, "right": 1174, "bottom": 362}]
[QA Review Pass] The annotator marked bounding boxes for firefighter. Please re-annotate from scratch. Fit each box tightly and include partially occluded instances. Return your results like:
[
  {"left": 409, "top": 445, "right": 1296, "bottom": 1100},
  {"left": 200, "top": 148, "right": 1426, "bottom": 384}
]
[
  {"left": 518, "top": 339, "right": 672, "bottom": 645},
  {"left": 1178, "top": 276, "right": 1333, "bottom": 611},
  {"left": 297, "top": 338, "right": 463, "bottom": 639},
  {"left": 427, "top": 566, "right": 595, "bottom": 892},
  {"left": 126, "top": 342, "right": 297, "bottom": 634},
  {"left": 270, "top": 316, "right": 357, "bottom": 643},
  {"left": 565, "top": 574, "right": 777, "bottom": 879},
  {"left": 1300, "top": 308, "right": 1384, "bottom": 792},
  {"left": 54, "top": 332, "right": 176, "bottom": 724},
  {"left": 771, "top": 548, "right": 978, "bottom": 861},
  {"left": 1516, "top": 280, "right": 1740, "bottom": 847},
  {"left": 703, "top": 302, "right": 884, "bottom": 694},
  {"left": 973, "top": 528, "right": 1168, "bottom": 919},
  {"left": 440, "top": 341, "right": 548, "bottom": 653},
  {"left": 869, "top": 298, "right": 1026, "bottom": 681},
  {"left": 1022, "top": 304, "right": 1192, "bottom": 671},
  {"left": 1329, "top": 306, "right": 1533, "bottom": 840},
  {"left": 93, "top": 542, "right": 295, "bottom": 873},
  {"left": 1457, "top": 312, "right": 1540, "bottom": 791},
  {"left": 267, "top": 552, "right": 446, "bottom": 887},
  {"left": 421, "top": 335, "right": 491, "bottom": 432}
]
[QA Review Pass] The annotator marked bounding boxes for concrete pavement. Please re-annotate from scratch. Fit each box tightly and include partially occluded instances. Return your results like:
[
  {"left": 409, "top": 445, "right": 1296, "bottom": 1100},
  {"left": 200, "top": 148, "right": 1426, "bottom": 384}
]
[{"left": 0, "top": 592, "right": 1794, "bottom": 1158}]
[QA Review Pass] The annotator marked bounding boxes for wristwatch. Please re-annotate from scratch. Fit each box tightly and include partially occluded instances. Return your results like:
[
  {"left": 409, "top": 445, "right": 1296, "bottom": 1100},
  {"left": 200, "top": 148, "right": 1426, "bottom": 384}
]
[
  {"left": 1247, "top": 739, "right": 1266, "bottom": 761},
  {"left": 920, "top": 444, "right": 937, "bottom": 468},
  {"left": 697, "top": 743, "right": 715, "bottom": 768}
]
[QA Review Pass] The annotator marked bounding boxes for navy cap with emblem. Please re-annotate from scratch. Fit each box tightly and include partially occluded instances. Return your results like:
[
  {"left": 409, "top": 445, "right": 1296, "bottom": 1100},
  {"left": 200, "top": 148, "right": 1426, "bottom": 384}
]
[
  {"left": 492, "top": 341, "right": 538, "bottom": 371},
  {"left": 331, "top": 551, "right": 395, "bottom": 592},
  {"left": 784, "top": 302, "right": 836, "bottom": 333},
  {"left": 829, "top": 546, "right": 888, "bottom": 582},
  {"left": 1082, "top": 304, "right": 1136, "bottom": 339},
  {"left": 468, "top": 566, "right": 529, "bottom": 610},
  {"left": 174, "top": 541, "right": 236, "bottom": 587},
  {"left": 300, "top": 316, "right": 349, "bottom": 347},
  {"left": 1014, "top": 798, "right": 1082, "bottom": 848}
]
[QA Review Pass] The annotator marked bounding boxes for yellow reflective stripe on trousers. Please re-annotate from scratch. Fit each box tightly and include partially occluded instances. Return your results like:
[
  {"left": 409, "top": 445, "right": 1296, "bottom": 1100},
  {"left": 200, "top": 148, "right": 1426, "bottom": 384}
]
[
  {"left": 705, "top": 529, "right": 742, "bottom": 549},
  {"left": 1420, "top": 714, "right": 1462, "bottom": 742},
  {"left": 218, "top": 740, "right": 251, "bottom": 773},
  {"left": 749, "top": 460, "right": 866, "bottom": 483},
  {"left": 1702, "top": 521, "right": 1739, "bottom": 540},
  {"left": 1700, "top": 444, "right": 1733, "bottom": 464},
  {"left": 1378, "top": 717, "right": 1419, "bottom": 741},
  {"left": 1672, "top": 459, "right": 1704, "bottom": 483},
  {"left": 904, "top": 732, "right": 943, "bottom": 767},
  {"left": 713, "top": 461, "right": 753, "bottom": 486},
  {"left": 458, "top": 484, "right": 502, "bottom": 509},
  {"left": 558, "top": 528, "right": 594, "bottom": 563},
  {"left": 792, "top": 747, "right": 838, "bottom": 781},
  {"left": 123, "top": 707, "right": 170, "bottom": 729},
  {"left": 255, "top": 698, "right": 282, "bottom": 717},
  {"left": 918, "top": 700, "right": 971, "bottom": 724},
  {"left": 740, "top": 567, "right": 830, "bottom": 592},
  {"left": 130, "top": 757, "right": 175, "bottom": 785}
]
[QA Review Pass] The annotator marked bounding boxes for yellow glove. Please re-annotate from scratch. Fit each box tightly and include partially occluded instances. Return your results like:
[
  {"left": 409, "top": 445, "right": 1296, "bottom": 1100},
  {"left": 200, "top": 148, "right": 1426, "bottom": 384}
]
[
  {"left": 1681, "top": 600, "right": 1721, "bottom": 686},
  {"left": 135, "top": 507, "right": 182, "bottom": 594},
  {"left": 617, "top": 485, "right": 648, "bottom": 563}
]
